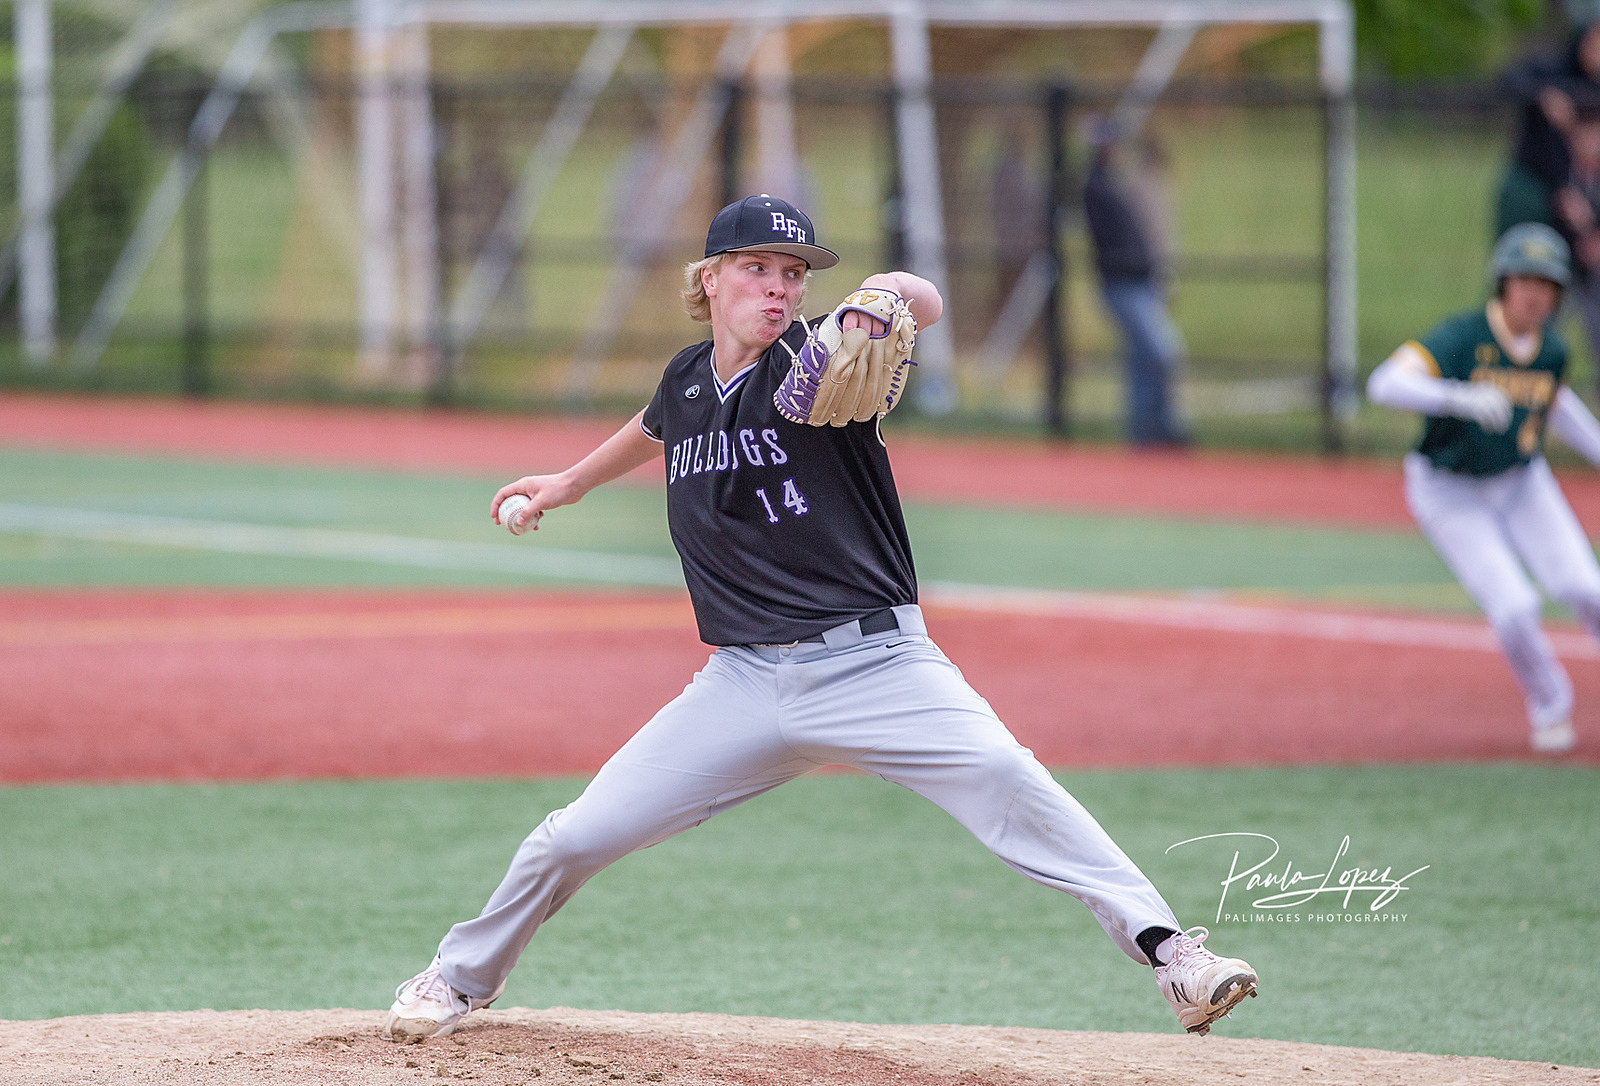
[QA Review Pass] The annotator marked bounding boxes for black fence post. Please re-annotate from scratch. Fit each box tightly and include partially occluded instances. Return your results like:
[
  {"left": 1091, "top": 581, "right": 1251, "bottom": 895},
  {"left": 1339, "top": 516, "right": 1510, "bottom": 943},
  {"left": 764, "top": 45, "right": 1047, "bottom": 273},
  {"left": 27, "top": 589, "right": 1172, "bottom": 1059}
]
[
  {"left": 882, "top": 86, "right": 907, "bottom": 271},
  {"left": 719, "top": 78, "right": 744, "bottom": 206},
  {"left": 1320, "top": 86, "right": 1352, "bottom": 455},
  {"left": 1043, "top": 82, "right": 1072, "bottom": 438},
  {"left": 181, "top": 111, "right": 210, "bottom": 398},
  {"left": 429, "top": 80, "right": 455, "bottom": 408}
]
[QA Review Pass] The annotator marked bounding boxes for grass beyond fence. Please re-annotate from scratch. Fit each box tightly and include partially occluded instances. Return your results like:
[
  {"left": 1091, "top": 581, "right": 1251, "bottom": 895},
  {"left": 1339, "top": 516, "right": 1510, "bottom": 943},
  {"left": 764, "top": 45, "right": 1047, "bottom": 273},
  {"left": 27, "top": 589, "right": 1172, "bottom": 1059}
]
[{"left": 6, "top": 100, "right": 1581, "bottom": 456}]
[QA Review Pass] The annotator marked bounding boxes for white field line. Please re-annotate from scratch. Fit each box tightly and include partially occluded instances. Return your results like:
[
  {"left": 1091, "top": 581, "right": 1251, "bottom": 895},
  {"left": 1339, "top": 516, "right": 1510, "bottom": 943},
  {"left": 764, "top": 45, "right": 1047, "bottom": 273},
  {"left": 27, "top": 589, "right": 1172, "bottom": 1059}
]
[
  {"left": 924, "top": 581, "right": 1600, "bottom": 661},
  {"left": 4, "top": 502, "right": 1593, "bottom": 662},
  {"left": 0, "top": 503, "right": 684, "bottom": 586}
]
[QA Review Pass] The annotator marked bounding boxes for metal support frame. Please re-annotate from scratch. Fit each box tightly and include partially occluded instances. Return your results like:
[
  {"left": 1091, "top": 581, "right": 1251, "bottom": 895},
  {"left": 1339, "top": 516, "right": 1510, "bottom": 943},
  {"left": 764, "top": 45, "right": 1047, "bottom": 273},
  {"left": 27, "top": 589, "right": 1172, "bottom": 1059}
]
[
  {"left": 16, "top": 0, "right": 57, "bottom": 367},
  {"left": 68, "top": 0, "right": 1356, "bottom": 434},
  {"left": 561, "top": 22, "right": 770, "bottom": 399},
  {"left": 398, "top": 19, "right": 442, "bottom": 385},
  {"left": 441, "top": 22, "right": 636, "bottom": 390},
  {"left": 0, "top": 0, "right": 181, "bottom": 308},
  {"left": 889, "top": 1, "right": 956, "bottom": 413},
  {"left": 1112, "top": 17, "right": 1199, "bottom": 141},
  {"left": 355, "top": 0, "right": 399, "bottom": 375},
  {"left": 72, "top": 1, "right": 354, "bottom": 374},
  {"left": 1319, "top": 3, "right": 1359, "bottom": 452},
  {"left": 752, "top": 25, "right": 802, "bottom": 199},
  {"left": 889, "top": 16, "right": 948, "bottom": 403}
]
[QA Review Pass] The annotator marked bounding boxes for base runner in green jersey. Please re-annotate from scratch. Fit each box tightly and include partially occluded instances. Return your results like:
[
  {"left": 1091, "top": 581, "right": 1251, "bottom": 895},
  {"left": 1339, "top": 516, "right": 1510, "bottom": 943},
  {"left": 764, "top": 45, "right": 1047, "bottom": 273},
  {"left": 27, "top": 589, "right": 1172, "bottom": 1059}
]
[{"left": 1368, "top": 223, "right": 1600, "bottom": 754}]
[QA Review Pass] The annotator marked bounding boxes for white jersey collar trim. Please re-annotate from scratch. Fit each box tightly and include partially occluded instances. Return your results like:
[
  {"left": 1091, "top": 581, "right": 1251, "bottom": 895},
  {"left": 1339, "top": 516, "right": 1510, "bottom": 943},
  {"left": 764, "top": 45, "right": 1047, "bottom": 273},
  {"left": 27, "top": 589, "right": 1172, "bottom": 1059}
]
[{"left": 710, "top": 351, "right": 759, "bottom": 402}]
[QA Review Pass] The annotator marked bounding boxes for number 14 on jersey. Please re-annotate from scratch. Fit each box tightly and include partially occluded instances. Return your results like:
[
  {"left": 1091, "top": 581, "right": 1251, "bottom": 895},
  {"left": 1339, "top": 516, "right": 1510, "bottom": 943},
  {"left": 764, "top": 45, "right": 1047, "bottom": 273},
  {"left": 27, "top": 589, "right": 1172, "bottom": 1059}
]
[{"left": 755, "top": 478, "right": 809, "bottom": 523}]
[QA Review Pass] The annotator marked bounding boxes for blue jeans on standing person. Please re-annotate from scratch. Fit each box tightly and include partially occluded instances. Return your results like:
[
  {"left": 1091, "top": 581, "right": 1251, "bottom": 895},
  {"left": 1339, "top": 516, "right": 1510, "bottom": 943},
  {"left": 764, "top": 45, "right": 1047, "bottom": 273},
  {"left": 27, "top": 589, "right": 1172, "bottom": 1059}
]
[{"left": 1100, "top": 277, "right": 1188, "bottom": 446}]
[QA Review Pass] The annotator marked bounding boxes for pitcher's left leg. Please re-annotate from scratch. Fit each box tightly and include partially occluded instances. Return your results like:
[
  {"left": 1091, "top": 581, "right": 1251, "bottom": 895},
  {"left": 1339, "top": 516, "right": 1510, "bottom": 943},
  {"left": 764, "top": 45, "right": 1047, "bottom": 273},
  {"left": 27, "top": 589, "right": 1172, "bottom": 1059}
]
[
  {"left": 780, "top": 619, "right": 1257, "bottom": 1031},
  {"left": 799, "top": 631, "right": 1256, "bottom": 1031},
  {"left": 794, "top": 632, "right": 1176, "bottom": 961}
]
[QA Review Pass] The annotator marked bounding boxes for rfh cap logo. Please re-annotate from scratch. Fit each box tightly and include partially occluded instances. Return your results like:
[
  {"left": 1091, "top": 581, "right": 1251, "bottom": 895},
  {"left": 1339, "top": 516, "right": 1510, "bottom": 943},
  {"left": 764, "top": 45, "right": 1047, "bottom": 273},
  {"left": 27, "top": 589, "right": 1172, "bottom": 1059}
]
[{"left": 770, "top": 212, "right": 806, "bottom": 244}]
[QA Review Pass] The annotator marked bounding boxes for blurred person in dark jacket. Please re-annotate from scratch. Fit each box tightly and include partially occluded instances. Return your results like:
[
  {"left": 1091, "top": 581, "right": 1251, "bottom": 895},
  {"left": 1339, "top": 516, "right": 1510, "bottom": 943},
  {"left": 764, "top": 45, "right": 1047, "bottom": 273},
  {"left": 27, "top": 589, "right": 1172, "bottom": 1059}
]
[
  {"left": 1550, "top": 107, "right": 1600, "bottom": 382},
  {"left": 1083, "top": 116, "right": 1189, "bottom": 447},
  {"left": 1498, "top": 20, "right": 1600, "bottom": 237}
]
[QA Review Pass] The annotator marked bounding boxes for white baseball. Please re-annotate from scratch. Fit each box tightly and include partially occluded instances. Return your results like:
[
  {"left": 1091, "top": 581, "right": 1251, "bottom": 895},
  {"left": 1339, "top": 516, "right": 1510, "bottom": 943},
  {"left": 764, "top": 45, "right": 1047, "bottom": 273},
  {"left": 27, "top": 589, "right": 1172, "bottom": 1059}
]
[{"left": 499, "top": 494, "right": 539, "bottom": 535}]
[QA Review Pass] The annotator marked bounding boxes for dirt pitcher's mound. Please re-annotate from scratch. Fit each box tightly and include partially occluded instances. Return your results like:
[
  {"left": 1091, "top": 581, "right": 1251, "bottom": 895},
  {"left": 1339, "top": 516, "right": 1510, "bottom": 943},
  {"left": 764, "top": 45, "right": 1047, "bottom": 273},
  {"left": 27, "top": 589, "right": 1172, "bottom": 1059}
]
[{"left": 0, "top": 1008, "right": 1592, "bottom": 1086}]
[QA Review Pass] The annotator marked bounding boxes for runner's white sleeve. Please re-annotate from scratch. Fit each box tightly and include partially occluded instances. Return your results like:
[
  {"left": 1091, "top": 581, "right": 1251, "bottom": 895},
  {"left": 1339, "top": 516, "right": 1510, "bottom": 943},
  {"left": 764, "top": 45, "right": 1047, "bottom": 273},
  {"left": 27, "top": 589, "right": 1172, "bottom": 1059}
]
[
  {"left": 1365, "top": 344, "right": 1454, "bottom": 415},
  {"left": 1550, "top": 386, "right": 1600, "bottom": 467}
]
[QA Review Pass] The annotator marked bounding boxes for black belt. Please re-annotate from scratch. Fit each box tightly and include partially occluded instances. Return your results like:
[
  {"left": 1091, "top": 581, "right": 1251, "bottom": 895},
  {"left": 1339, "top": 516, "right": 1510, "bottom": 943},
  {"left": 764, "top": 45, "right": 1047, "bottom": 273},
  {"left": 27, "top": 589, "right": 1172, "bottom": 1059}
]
[{"left": 796, "top": 607, "right": 900, "bottom": 643}]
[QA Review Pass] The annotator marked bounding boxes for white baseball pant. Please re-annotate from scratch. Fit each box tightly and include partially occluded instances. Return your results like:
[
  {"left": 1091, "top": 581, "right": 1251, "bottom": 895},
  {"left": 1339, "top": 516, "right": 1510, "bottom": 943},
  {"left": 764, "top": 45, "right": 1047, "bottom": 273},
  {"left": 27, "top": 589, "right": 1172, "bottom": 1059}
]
[
  {"left": 1404, "top": 453, "right": 1600, "bottom": 727},
  {"left": 435, "top": 604, "right": 1180, "bottom": 1001}
]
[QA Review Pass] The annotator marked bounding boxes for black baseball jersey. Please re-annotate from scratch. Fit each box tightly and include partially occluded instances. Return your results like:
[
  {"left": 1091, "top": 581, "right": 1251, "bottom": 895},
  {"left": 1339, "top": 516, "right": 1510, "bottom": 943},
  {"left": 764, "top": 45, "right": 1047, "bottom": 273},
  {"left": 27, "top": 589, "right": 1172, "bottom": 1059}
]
[
  {"left": 640, "top": 318, "right": 917, "bottom": 646},
  {"left": 1410, "top": 304, "right": 1566, "bottom": 477}
]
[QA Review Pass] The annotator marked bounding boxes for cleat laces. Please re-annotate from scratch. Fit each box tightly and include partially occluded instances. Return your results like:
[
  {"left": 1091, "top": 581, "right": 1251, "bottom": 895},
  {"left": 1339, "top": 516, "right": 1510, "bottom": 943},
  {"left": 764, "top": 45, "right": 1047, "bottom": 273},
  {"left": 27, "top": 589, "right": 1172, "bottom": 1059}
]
[
  {"left": 396, "top": 963, "right": 465, "bottom": 1013},
  {"left": 1166, "top": 925, "right": 1215, "bottom": 966}
]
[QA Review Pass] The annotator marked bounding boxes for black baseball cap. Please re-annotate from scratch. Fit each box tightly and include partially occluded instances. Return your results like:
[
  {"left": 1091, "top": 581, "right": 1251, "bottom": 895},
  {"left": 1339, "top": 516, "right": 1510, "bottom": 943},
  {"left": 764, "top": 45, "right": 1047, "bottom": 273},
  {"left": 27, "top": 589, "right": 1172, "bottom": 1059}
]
[{"left": 703, "top": 193, "right": 839, "bottom": 270}]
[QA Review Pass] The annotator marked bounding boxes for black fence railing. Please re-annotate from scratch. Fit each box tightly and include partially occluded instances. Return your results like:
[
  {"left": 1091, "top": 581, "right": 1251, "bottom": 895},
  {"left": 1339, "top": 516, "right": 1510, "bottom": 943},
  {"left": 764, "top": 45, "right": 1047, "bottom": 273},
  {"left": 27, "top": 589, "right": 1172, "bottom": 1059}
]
[{"left": 0, "top": 72, "right": 1526, "bottom": 452}]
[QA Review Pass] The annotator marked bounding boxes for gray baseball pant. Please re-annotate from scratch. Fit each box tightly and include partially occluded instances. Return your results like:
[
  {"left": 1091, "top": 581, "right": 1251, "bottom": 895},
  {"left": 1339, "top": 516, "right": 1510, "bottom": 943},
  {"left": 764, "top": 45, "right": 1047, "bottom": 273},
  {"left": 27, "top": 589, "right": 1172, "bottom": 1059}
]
[{"left": 436, "top": 604, "right": 1180, "bottom": 1000}]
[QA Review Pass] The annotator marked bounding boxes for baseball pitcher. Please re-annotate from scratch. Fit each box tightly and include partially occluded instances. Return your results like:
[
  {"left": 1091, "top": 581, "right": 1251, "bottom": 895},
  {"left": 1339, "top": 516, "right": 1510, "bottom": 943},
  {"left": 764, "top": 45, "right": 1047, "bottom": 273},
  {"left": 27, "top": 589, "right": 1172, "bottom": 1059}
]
[{"left": 383, "top": 194, "right": 1258, "bottom": 1042}]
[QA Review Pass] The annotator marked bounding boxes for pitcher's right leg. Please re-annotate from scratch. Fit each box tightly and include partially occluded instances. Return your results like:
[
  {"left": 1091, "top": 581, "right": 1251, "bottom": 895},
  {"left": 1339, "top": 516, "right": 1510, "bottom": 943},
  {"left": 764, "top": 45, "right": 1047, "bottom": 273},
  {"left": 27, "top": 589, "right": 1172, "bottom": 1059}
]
[{"left": 387, "top": 647, "right": 811, "bottom": 1040}]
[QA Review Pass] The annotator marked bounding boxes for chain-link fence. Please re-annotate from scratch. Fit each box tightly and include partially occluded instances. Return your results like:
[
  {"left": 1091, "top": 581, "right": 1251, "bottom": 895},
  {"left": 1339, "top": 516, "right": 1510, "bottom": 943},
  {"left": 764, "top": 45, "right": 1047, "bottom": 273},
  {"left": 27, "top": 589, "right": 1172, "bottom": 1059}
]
[{"left": 0, "top": 31, "right": 1539, "bottom": 451}]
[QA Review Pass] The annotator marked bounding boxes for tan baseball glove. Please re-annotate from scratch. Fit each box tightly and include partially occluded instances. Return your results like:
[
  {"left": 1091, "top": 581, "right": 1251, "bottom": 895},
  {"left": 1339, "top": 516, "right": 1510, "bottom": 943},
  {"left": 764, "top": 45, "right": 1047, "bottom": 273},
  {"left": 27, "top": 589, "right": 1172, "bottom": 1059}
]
[{"left": 774, "top": 288, "right": 917, "bottom": 426}]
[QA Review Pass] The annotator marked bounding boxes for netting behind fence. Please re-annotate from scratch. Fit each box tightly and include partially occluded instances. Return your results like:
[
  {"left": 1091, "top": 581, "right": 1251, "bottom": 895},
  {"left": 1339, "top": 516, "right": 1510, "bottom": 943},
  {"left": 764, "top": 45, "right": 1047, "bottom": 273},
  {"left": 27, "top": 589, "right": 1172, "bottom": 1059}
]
[{"left": 0, "top": 15, "right": 1536, "bottom": 453}]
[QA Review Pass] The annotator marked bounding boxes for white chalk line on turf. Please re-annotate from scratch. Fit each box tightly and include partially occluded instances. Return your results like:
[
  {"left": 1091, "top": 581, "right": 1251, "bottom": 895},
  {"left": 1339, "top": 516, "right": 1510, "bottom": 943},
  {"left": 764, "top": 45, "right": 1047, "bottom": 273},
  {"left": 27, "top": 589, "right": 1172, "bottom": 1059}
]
[
  {"left": 0, "top": 503, "right": 684, "bottom": 586},
  {"left": 3, "top": 502, "right": 1594, "bottom": 660},
  {"left": 924, "top": 581, "right": 1600, "bottom": 661}
]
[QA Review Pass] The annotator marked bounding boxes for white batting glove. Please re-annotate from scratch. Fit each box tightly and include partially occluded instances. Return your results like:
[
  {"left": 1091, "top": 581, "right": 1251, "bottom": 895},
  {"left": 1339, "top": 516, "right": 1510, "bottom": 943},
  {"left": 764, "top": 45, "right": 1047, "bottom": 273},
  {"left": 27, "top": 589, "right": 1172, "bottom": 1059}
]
[{"left": 1443, "top": 381, "right": 1513, "bottom": 433}]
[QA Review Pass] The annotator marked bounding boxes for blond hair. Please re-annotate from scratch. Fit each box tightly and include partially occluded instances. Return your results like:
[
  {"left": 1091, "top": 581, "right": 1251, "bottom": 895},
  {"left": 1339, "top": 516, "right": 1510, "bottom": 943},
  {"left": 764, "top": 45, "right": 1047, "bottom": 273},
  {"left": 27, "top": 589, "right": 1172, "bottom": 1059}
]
[
  {"left": 681, "top": 252, "right": 812, "bottom": 325},
  {"left": 680, "top": 254, "right": 728, "bottom": 325}
]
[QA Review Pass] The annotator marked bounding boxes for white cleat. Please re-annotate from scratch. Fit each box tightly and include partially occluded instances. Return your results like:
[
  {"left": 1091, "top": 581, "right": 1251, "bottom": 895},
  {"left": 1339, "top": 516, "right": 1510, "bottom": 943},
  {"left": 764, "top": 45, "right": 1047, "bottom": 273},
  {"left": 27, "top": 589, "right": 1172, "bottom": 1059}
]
[
  {"left": 382, "top": 957, "right": 503, "bottom": 1043},
  {"left": 1530, "top": 718, "right": 1577, "bottom": 755},
  {"left": 1154, "top": 927, "right": 1258, "bottom": 1035}
]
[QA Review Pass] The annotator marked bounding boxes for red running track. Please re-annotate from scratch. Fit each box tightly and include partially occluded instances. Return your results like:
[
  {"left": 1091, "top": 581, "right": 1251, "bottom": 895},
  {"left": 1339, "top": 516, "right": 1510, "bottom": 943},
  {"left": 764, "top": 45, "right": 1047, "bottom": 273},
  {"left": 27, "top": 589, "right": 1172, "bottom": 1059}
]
[
  {"left": 20, "top": 390, "right": 1600, "bottom": 527},
  {"left": 0, "top": 588, "right": 1591, "bottom": 783},
  {"left": 1, "top": 393, "right": 1596, "bottom": 780}
]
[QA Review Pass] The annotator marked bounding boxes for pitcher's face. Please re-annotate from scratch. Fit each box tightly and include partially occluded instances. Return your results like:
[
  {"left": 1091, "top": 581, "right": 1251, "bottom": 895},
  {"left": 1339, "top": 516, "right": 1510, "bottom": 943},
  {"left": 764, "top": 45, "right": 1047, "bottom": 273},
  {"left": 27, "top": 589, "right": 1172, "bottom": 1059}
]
[{"left": 705, "top": 251, "right": 809, "bottom": 350}]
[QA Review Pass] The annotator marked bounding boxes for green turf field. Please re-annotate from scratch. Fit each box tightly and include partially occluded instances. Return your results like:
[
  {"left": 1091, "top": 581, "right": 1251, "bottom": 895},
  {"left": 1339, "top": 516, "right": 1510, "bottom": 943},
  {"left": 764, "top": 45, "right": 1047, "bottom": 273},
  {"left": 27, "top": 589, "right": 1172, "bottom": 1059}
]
[
  {"left": 0, "top": 446, "right": 1477, "bottom": 612},
  {"left": 2, "top": 444, "right": 1596, "bottom": 1066},
  {"left": 1, "top": 768, "right": 1594, "bottom": 1066}
]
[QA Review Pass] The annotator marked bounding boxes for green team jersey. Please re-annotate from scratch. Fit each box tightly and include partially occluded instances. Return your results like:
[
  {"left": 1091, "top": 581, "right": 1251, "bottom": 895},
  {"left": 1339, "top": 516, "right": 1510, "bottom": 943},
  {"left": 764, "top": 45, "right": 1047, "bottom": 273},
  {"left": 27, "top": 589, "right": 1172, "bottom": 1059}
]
[{"left": 1409, "top": 303, "right": 1565, "bottom": 477}]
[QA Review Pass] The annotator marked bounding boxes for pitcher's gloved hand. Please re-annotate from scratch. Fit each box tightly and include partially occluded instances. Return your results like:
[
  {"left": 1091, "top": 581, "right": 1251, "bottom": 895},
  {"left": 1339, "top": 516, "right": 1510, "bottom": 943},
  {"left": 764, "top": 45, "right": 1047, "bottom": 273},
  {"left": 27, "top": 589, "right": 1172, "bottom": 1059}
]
[{"left": 775, "top": 288, "right": 917, "bottom": 426}]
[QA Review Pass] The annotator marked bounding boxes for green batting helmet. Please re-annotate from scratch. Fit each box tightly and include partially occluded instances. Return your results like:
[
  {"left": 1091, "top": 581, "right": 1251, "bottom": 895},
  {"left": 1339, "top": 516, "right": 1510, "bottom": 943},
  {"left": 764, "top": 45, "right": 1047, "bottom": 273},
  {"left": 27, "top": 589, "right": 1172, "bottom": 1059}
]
[{"left": 1490, "top": 222, "right": 1571, "bottom": 287}]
